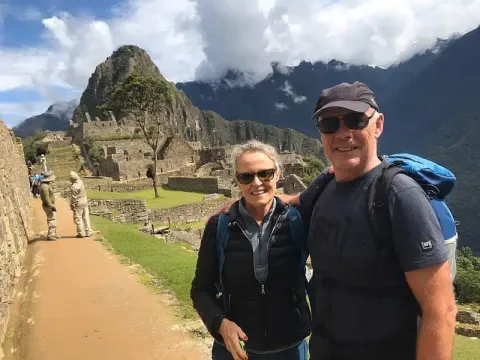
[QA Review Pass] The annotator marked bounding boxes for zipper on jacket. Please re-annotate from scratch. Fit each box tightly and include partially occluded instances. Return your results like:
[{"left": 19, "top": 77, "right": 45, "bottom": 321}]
[{"left": 236, "top": 212, "right": 283, "bottom": 348}]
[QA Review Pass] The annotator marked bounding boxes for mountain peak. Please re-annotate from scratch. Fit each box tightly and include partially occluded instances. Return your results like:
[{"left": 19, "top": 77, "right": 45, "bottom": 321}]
[{"left": 72, "top": 45, "right": 165, "bottom": 123}]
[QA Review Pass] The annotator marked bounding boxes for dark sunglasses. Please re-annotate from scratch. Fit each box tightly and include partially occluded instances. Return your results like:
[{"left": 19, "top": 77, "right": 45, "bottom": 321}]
[
  {"left": 236, "top": 168, "right": 277, "bottom": 185},
  {"left": 316, "top": 111, "right": 376, "bottom": 134}
]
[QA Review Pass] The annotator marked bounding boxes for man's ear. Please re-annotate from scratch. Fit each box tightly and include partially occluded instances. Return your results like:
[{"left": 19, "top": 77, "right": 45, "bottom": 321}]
[{"left": 375, "top": 113, "right": 384, "bottom": 139}]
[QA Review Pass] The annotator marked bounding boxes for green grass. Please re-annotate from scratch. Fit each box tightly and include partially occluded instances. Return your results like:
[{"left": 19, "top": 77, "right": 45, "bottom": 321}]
[
  {"left": 453, "top": 335, "right": 480, "bottom": 360},
  {"left": 91, "top": 215, "right": 198, "bottom": 319},
  {"left": 87, "top": 186, "right": 219, "bottom": 209}
]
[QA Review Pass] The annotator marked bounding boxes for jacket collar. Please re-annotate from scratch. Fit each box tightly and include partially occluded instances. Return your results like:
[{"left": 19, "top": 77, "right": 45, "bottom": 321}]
[{"left": 228, "top": 196, "right": 289, "bottom": 223}]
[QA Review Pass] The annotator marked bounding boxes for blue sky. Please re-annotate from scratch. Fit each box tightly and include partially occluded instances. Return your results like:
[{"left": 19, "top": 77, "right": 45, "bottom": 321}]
[{"left": 1, "top": 0, "right": 480, "bottom": 128}]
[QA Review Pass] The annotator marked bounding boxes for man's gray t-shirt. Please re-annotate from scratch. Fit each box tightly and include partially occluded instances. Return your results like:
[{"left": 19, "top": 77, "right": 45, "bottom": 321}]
[{"left": 300, "top": 164, "right": 448, "bottom": 279}]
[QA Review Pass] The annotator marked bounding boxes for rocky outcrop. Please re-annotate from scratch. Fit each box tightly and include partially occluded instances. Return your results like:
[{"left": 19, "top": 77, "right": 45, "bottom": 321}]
[
  {"left": 0, "top": 119, "right": 30, "bottom": 347},
  {"left": 457, "top": 310, "right": 480, "bottom": 325},
  {"left": 71, "top": 45, "right": 323, "bottom": 157},
  {"left": 72, "top": 46, "right": 164, "bottom": 124}
]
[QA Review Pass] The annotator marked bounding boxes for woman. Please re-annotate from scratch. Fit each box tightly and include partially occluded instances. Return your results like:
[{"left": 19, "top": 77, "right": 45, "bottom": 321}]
[{"left": 191, "top": 140, "right": 311, "bottom": 360}]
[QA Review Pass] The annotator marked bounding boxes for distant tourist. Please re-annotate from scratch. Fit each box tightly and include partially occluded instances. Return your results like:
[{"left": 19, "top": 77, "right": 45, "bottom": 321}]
[
  {"left": 31, "top": 173, "right": 43, "bottom": 198},
  {"left": 191, "top": 140, "right": 310, "bottom": 360},
  {"left": 27, "top": 160, "right": 33, "bottom": 176},
  {"left": 280, "top": 82, "right": 457, "bottom": 359},
  {"left": 39, "top": 154, "right": 47, "bottom": 173},
  {"left": 39, "top": 171, "right": 57, "bottom": 240},
  {"left": 69, "top": 171, "right": 93, "bottom": 238}
]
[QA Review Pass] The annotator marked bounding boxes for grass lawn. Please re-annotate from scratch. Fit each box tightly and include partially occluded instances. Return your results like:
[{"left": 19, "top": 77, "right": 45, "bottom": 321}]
[
  {"left": 453, "top": 335, "right": 480, "bottom": 359},
  {"left": 91, "top": 216, "right": 480, "bottom": 358},
  {"left": 87, "top": 186, "right": 221, "bottom": 209},
  {"left": 91, "top": 215, "right": 199, "bottom": 319}
]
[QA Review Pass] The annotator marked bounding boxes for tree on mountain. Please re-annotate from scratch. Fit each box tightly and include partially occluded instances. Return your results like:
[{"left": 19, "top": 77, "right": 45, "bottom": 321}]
[{"left": 101, "top": 73, "right": 175, "bottom": 198}]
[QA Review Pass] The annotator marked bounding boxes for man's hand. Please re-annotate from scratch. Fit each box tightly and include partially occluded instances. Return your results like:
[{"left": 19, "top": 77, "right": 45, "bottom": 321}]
[
  {"left": 277, "top": 193, "right": 301, "bottom": 206},
  {"left": 213, "top": 198, "right": 238, "bottom": 216},
  {"left": 51, "top": 206, "right": 57, "bottom": 212},
  {"left": 218, "top": 318, "right": 248, "bottom": 360},
  {"left": 70, "top": 204, "right": 75, "bottom": 211}
]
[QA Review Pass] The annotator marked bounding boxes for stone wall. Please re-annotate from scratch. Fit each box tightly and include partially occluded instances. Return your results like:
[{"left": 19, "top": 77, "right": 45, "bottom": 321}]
[
  {"left": 83, "top": 120, "right": 135, "bottom": 140},
  {"left": 456, "top": 310, "right": 480, "bottom": 325},
  {"left": 47, "top": 140, "right": 73, "bottom": 149},
  {"left": 159, "top": 135, "right": 196, "bottom": 162},
  {"left": 91, "top": 165, "right": 196, "bottom": 192},
  {"left": 150, "top": 198, "right": 228, "bottom": 223},
  {"left": 455, "top": 326, "right": 480, "bottom": 338},
  {"left": 72, "top": 120, "right": 138, "bottom": 143},
  {"left": 88, "top": 199, "right": 149, "bottom": 223},
  {"left": 97, "top": 139, "right": 151, "bottom": 157},
  {"left": 168, "top": 176, "right": 232, "bottom": 196},
  {"left": 283, "top": 174, "right": 307, "bottom": 194},
  {"left": 198, "top": 147, "right": 228, "bottom": 166},
  {"left": 96, "top": 136, "right": 197, "bottom": 181},
  {"left": 0, "top": 119, "right": 31, "bottom": 347}
]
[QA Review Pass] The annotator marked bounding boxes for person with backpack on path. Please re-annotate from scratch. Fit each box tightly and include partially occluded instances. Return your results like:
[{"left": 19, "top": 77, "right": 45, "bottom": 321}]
[
  {"left": 191, "top": 140, "right": 310, "bottom": 360},
  {"left": 280, "top": 82, "right": 457, "bottom": 360}
]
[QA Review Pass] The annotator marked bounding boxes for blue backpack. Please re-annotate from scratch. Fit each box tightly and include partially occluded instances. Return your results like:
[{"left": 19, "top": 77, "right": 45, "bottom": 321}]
[
  {"left": 214, "top": 206, "right": 308, "bottom": 308},
  {"left": 373, "top": 154, "right": 458, "bottom": 279}
]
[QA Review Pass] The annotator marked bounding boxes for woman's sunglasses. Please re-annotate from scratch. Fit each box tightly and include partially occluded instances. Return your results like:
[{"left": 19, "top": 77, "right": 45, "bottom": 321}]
[
  {"left": 236, "top": 168, "right": 277, "bottom": 185},
  {"left": 316, "top": 111, "right": 376, "bottom": 134}
]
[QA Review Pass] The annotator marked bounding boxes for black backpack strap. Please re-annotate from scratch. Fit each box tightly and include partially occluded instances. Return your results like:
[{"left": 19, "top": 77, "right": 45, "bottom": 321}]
[
  {"left": 301, "top": 169, "right": 334, "bottom": 232},
  {"left": 368, "top": 162, "right": 406, "bottom": 257}
]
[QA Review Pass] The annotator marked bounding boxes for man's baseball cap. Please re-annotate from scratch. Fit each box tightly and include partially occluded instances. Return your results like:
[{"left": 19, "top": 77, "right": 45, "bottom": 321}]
[{"left": 311, "top": 81, "right": 379, "bottom": 120}]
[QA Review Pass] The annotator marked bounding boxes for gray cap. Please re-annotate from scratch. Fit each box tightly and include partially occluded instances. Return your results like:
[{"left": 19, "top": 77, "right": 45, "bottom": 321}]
[{"left": 312, "top": 81, "right": 379, "bottom": 120}]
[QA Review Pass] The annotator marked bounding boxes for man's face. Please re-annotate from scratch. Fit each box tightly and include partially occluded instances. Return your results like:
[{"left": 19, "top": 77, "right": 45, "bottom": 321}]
[{"left": 317, "top": 107, "right": 383, "bottom": 176}]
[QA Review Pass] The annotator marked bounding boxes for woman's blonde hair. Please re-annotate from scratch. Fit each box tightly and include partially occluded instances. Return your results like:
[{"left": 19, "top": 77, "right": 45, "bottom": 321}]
[{"left": 230, "top": 140, "right": 282, "bottom": 175}]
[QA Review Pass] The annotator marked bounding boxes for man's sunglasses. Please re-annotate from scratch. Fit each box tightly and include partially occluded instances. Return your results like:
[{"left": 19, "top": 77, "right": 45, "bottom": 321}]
[
  {"left": 236, "top": 168, "right": 277, "bottom": 185},
  {"left": 316, "top": 111, "right": 376, "bottom": 134}
]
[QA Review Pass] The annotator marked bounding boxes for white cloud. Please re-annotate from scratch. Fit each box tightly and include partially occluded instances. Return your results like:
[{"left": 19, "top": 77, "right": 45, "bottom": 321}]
[
  {"left": 0, "top": 48, "right": 50, "bottom": 91},
  {"left": 110, "top": 0, "right": 204, "bottom": 83},
  {"left": 280, "top": 81, "right": 307, "bottom": 104},
  {"left": 275, "top": 102, "right": 288, "bottom": 111},
  {"left": 2, "top": 0, "right": 480, "bottom": 126}
]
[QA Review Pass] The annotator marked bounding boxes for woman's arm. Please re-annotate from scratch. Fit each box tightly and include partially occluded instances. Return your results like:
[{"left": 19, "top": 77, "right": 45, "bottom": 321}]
[{"left": 190, "top": 215, "right": 226, "bottom": 338}]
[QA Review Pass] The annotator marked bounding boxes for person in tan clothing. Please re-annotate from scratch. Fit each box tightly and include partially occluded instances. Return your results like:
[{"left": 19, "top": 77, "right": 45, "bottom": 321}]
[
  {"left": 39, "top": 171, "right": 57, "bottom": 240},
  {"left": 69, "top": 171, "right": 93, "bottom": 238}
]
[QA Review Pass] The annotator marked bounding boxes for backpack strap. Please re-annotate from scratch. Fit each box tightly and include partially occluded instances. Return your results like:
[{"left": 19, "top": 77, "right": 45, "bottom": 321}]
[
  {"left": 368, "top": 162, "right": 406, "bottom": 257},
  {"left": 301, "top": 169, "right": 335, "bottom": 233},
  {"left": 215, "top": 213, "right": 231, "bottom": 310},
  {"left": 286, "top": 206, "right": 308, "bottom": 276}
]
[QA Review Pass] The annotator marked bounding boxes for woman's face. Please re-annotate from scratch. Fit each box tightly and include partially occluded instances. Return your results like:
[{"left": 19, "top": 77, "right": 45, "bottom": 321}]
[{"left": 235, "top": 151, "right": 279, "bottom": 208}]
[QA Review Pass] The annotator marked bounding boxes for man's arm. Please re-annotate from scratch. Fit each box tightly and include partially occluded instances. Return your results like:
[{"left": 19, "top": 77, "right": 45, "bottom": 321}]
[
  {"left": 405, "top": 261, "right": 457, "bottom": 360},
  {"left": 389, "top": 177, "right": 456, "bottom": 360},
  {"left": 276, "top": 193, "right": 300, "bottom": 206}
]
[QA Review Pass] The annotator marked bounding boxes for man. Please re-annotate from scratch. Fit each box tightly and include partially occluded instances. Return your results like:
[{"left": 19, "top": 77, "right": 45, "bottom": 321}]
[
  {"left": 281, "top": 82, "right": 457, "bottom": 360},
  {"left": 39, "top": 171, "right": 57, "bottom": 240},
  {"left": 39, "top": 154, "right": 47, "bottom": 173},
  {"left": 69, "top": 171, "right": 93, "bottom": 238}
]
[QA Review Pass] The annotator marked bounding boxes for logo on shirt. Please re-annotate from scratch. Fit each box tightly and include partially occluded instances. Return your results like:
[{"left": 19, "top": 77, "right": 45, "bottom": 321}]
[{"left": 420, "top": 240, "right": 433, "bottom": 252}]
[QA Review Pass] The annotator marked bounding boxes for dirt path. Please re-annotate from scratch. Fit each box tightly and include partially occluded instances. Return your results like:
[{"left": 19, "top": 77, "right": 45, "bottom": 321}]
[{"left": 3, "top": 197, "right": 210, "bottom": 360}]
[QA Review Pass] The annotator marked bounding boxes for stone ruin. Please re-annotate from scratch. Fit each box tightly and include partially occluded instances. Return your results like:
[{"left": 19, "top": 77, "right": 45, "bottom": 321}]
[{"left": 64, "top": 111, "right": 310, "bottom": 196}]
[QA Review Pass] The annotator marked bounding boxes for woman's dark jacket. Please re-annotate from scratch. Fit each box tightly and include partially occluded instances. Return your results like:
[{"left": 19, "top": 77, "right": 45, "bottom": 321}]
[{"left": 190, "top": 198, "right": 311, "bottom": 352}]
